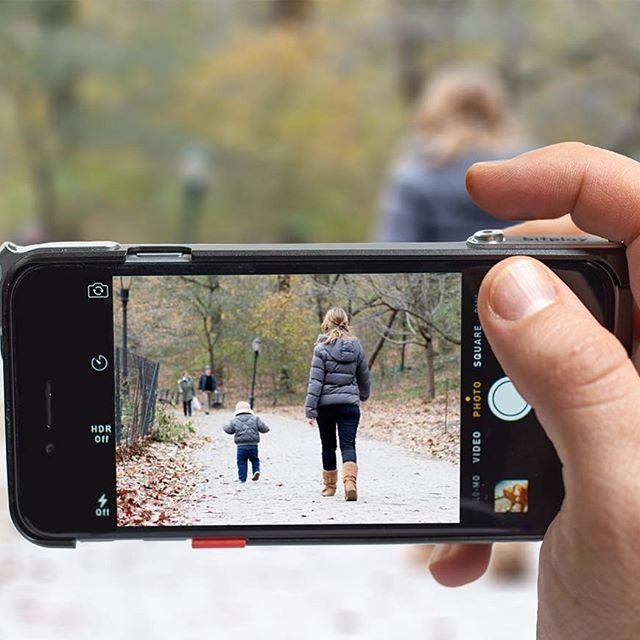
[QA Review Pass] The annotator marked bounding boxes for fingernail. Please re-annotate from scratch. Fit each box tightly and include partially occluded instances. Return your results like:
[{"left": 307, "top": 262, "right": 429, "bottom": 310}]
[
  {"left": 429, "top": 544, "right": 453, "bottom": 566},
  {"left": 489, "top": 259, "right": 558, "bottom": 321},
  {"left": 471, "top": 159, "right": 510, "bottom": 168}
]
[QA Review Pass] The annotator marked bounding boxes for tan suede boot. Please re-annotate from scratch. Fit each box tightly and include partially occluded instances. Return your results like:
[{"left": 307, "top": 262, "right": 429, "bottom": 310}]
[
  {"left": 343, "top": 462, "right": 358, "bottom": 501},
  {"left": 321, "top": 470, "right": 338, "bottom": 497}
]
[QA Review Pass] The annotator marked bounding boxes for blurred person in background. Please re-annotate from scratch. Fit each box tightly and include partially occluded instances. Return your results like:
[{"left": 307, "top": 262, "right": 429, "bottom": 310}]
[
  {"left": 388, "top": 66, "right": 533, "bottom": 581},
  {"left": 377, "top": 66, "right": 523, "bottom": 242}
]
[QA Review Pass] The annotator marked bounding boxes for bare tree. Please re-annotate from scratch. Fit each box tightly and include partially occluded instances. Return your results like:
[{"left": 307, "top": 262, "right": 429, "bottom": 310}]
[
  {"left": 10, "top": 0, "right": 80, "bottom": 239},
  {"left": 365, "top": 273, "right": 460, "bottom": 401},
  {"left": 313, "top": 272, "right": 461, "bottom": 402},
  {"left": 179, "top": 275, "right": 223, "bottom": 382}
]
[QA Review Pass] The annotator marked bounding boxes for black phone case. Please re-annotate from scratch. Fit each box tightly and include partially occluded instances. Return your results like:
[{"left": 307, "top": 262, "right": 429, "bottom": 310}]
[{"left": 0, "top": 236, "right": 632, "bottom": 547}]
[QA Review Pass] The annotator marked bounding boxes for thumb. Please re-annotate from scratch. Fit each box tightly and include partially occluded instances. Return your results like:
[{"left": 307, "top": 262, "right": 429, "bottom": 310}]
[{"left": 478, "top": 257, "right": 640, "bottom": 496}]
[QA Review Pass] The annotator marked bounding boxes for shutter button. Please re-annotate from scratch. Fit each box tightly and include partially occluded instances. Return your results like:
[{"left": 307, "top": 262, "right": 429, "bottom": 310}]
[
  {"left": 467, "top": 229, "right": 507, "bottom": 245},
  {"left": 488, "top": 376, "right": 532, "bottom": 422}
]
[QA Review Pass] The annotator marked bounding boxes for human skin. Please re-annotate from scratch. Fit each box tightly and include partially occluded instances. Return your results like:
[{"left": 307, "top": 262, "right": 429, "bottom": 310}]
[{"left": 428, "top": 143, "right": 640, "bottom": 639}]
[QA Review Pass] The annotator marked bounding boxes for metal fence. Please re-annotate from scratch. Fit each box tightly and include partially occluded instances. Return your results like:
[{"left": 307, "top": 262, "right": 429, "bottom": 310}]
[
  {"left": 114, "top": 347, "right": 160, "bottom": 446},
  {"left": 157, "top": 387, "right": 180, "bottom": 405}
]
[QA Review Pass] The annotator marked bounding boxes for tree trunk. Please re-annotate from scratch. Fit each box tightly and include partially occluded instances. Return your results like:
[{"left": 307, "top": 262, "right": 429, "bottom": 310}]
[
  {"left": 313, "top": 274, "right": 330, "bottom": 324},
  {"left": 271, "top": 0, "right": 313, "bottom": 24},
  {"left": 389, "top": 0, "right": 429, "bottom": 105},
  {"left": 13, "top": 0, "right": 80, "bottom": 240},
  {"left": 13, "top": 90, "right": 58, "bottom": 239},
  {"left": 32, "top": 150, "right": 58, "bottom": 240},
  {"left": 368, "top": 309, "right": 399, "bottom": 370},
  {"left": 206, "top": 275, "right": 222, "bottom": 382},
  {"left": 421, "top": 325, "right": 435, "bottom": 402}
]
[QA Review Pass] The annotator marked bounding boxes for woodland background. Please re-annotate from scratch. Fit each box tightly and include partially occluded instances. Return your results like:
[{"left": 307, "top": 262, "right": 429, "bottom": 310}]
[
  {"left": 120, "top": 272, "right": 461, "bottom": 406},
  {"left": 2, "top": 0, "right": 640, "bottom": 245}
]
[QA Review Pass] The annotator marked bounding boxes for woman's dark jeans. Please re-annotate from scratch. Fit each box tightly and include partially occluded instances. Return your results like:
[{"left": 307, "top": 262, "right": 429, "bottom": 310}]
[
  {"left": 316, "top": 404, "right": 360, "bottom": 471},
  {"left": 183, "top": 400, "right": 192, "bottom": 417}
]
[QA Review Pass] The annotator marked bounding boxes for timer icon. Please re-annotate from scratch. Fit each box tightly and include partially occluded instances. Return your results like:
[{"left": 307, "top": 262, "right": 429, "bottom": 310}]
[{"left": 90, "top": 355, "right": 109, "bottom": 372}]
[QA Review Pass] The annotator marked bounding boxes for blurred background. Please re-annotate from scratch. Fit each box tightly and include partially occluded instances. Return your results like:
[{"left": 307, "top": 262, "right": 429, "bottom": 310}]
[
  {"left": 1, "top": 0, "right": 638, "bottom": 637},
  {"left": 2, "top": 0, "right": 640, "bottom": 244}
]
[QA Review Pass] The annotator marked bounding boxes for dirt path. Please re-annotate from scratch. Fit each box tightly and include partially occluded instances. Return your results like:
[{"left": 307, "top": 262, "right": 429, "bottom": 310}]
[{"left": 188, "top": 410, "right": 459, "bottom": 526}]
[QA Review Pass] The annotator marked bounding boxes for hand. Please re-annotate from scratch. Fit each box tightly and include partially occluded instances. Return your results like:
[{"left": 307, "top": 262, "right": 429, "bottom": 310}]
[
  {"left": 428, "top": 143, "right": 640, "bottom": 639},
  {"left": 307, "top": 417, "right": 316, "bottom": 427}
]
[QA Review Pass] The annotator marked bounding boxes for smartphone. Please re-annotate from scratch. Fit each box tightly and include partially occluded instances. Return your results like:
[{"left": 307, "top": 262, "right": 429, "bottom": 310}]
[{"left": 1, "top": 231, "right": 631, "bottom": 548}]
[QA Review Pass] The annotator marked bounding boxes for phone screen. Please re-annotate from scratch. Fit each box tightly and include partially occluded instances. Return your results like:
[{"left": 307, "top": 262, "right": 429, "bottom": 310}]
[
  {"left": 113, "top": 272, "right": 464, "bottom": 528},
  {"left": 10, "top": 256, "right": 599, "bottom": 542}
]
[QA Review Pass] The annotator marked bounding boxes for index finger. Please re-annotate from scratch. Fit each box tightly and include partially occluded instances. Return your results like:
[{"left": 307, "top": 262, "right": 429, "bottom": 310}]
[
  {"left": 466, "top": 142, "right": 640, "bottom": 299},
  {"left": 503, "top": 214, "right": 587, "bottom": 237}
]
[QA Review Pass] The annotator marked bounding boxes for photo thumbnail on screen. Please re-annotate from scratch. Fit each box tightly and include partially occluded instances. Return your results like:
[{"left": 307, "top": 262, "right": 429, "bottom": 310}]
[{"left": 113, "top": 272, "right": 461, "bottom": 527}]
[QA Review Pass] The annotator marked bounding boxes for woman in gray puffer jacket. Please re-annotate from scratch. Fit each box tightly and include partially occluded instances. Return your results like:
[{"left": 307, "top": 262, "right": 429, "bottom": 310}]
[{"left": 305, "top": 307, "right": 370, "bottom": 501}]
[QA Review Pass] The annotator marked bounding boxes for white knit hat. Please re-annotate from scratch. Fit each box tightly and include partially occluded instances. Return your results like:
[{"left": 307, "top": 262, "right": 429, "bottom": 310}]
[{"left": 234, "top": 400, "right": 253, "bottom": 416}]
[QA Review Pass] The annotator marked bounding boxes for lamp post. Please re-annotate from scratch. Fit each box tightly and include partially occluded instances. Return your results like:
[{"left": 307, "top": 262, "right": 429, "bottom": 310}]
[
  {"left": 249, "top": 337, "right": 261, "bottom": 409},
  {"left": 120, "top": 275, "right": 133, "bottom": 397},
  {"left": 179, "top": 145, "right": 210, "bottom": 243}
]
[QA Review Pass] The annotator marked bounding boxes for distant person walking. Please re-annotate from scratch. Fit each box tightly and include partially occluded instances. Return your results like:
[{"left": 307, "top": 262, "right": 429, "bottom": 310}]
[
  {"left": 198, "top": 367, "right": 217, "bottom": 415},
  {"left": 178, "top": 372, "right": 195, "bottom": 417},
  {"left": 304, "top": 307, "right": 370, "bottom": 501},
  {"left": 223, "top": 401, "right": 270, "bottom": 482},
  {"left": 377, "top": 66, "right": 522, "bottom": 242}
]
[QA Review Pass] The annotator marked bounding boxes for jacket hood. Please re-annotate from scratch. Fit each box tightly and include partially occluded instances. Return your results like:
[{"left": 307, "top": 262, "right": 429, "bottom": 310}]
[{"left": 321, "top": 338, "right": 360, "bottom": 363}]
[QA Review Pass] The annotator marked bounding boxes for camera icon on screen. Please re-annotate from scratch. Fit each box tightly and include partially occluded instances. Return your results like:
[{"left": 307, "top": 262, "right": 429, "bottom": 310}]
[{"left": 87, "top": 282, "right": 109, "bottom": 299}]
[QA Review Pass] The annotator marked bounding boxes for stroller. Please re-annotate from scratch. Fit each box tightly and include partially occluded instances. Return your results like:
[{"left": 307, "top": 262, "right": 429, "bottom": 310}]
[{"left": 209, "top": 388, "right": 225, "bottom": 408}]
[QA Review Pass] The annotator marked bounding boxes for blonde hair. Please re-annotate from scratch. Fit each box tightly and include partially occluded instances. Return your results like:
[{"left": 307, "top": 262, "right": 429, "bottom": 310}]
[
  {"left": 318, "top": 307, "right": 353, "bottom": 345},
  {"left": 415, "top": 66, "right": 512, "bottom": 167}
]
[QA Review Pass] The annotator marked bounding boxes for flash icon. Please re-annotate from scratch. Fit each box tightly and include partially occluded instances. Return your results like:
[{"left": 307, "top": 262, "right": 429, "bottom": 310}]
[{"left": 96, "top": 494, "right": 110, "bottom": 517}]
